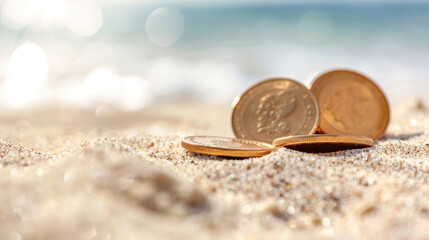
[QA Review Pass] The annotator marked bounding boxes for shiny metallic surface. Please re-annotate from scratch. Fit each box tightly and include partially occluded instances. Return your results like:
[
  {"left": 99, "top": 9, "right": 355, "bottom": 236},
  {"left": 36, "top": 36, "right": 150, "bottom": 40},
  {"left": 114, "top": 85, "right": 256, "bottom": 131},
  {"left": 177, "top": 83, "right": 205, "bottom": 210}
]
[
  {"left": 181, "top": 136, "right": 274, "bottom": 158},
  {"left": 310, "top": 69, "right": 390, "bottom": 140},
  {"left": 232, "top": 78, "right": 320, "bottom": 143}
]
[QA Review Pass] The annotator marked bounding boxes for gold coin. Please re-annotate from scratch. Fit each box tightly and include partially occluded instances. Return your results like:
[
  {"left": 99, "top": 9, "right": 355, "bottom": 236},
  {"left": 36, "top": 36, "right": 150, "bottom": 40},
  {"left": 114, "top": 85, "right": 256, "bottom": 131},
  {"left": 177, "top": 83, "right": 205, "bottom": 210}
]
[
  {"left": 310, "top": 69, "right": 390, "bottom": 140},
  {"left": 273, "top": 134, "right": 374, "bottom": 153},
  {"left": 181, "top": 136, "right": 274, "bottom": 158},
  {"left": 232, "top": 78, "right": 320, "bottom": 143}
]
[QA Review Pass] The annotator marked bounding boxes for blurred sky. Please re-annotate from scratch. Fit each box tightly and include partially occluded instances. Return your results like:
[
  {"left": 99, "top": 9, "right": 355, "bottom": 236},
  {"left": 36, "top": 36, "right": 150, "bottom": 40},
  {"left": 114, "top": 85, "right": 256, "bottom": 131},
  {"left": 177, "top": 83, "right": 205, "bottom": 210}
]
[{"left": 0, "top": 0, "right": 428, "bottom": 110}]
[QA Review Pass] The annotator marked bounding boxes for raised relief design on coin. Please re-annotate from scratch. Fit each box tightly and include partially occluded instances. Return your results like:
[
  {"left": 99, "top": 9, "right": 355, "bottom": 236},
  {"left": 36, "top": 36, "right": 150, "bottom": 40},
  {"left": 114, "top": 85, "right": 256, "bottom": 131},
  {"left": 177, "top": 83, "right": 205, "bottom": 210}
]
[
  {"left": 310, "top": 70, "right": 389, "bottom": 140},
  {"left": 232, "top": 78, "right": 320, "bottom": 143},
  {"left": 256, "top": 91, "right": 296, "bottom": 135},
  {"left": 322, "top": 83, "right": 376, "bottom": 131}
]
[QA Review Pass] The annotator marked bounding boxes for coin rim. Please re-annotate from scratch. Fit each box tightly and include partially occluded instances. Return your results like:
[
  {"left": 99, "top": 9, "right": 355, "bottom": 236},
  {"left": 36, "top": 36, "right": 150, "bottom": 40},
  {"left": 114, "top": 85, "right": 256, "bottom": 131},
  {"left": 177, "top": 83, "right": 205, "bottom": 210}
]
[
  {"left": 181, "top": 136, "right": 274, "bottom": 158},
  {"left": 231, "top": 78, "right": 320, "bottom": 142},
  {"left": 309, "top": 69, "right": 390, "bottom": 140},
  {"left": 273, "top": 134, "right": 374, "bottom": 148}
]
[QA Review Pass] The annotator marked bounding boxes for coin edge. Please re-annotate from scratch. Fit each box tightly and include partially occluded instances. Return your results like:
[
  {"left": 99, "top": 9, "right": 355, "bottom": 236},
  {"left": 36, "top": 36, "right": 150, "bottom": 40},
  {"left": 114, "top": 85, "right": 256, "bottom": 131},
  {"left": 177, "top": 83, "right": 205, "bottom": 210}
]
[
  {"left": 181, "top": 136, "right": 274, "bottom": 157},
  {"left": 273, "top": 134, "right": 374, "bottom": 148}
]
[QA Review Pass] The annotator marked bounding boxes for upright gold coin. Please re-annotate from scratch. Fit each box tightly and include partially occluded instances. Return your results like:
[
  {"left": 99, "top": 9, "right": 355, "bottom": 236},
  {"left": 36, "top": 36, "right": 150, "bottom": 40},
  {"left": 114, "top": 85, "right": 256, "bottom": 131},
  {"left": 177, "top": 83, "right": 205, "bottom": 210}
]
[
  {"left": 310, "top": 69, "right": 390, "bottom": 140},
  {"left": 232, "top": 78, "right": 320, "bottom": 143},
  {"left": 181, "top": 136, "right": 274, "bottom": 158},
  {"left": 273, "top": 134, "right": 374, "bottom": 153}
]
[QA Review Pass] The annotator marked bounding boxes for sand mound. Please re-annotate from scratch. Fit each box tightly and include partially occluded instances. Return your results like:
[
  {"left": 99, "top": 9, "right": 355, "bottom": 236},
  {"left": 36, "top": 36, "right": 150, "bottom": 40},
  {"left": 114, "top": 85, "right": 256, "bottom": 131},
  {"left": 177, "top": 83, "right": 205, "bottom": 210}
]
[{"left": 0, "top": 102, "right": 428, "bottom": 239}]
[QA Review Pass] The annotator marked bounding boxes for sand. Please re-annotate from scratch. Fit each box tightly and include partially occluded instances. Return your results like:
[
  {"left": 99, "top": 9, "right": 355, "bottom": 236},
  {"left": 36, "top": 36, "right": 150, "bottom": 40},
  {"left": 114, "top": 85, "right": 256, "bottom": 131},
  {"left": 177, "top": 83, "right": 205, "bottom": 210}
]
[{"left": 0, "top": 100, "right": 428, "bottom": 240}]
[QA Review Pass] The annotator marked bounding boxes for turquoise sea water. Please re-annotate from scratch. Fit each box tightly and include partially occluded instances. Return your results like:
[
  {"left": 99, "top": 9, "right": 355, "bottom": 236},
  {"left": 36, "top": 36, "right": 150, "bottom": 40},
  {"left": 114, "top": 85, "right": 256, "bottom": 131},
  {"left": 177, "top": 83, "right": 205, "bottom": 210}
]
[
  {"left": 100, "top": 2, "right": 429, "bottom": 103},
  {"left": 104, "top": 2, "right": 429, "bottom": 50}
]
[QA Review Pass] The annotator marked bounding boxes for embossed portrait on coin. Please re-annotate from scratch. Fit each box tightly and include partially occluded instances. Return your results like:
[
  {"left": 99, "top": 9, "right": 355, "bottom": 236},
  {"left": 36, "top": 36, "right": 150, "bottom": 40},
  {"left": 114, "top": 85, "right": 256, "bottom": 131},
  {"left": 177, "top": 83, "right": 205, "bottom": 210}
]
[
  {"left": 323, "top": 84, "right": 376, "bottom": 131},
  {"left": 256, "top": 91, "right": 296, "bottom": 135}
]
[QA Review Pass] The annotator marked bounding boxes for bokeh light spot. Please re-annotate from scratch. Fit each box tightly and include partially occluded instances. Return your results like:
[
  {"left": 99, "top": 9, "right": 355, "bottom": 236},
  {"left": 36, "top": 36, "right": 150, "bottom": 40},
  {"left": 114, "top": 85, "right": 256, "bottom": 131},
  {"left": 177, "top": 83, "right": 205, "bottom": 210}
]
[
  {"left": 145, "top": 7, "right": 185, "bottom": 47},
  {"left": 42, "top": 0, "right": 70, "bottom": 27},
  {"left": 5, "top": 43, "right": 49, "bottom": 108},
  {"left": 67, "top": 0, "right": 102, "bottom": 37},
  {"left": 8, "top": 43, "right": 49, "bottom": 84},
  {"left": 1, "top": 0, "right": 71, "bottom": 30},
  {"left": 1, "top": 0, "right": 29, "bottom": 30},
  {"left": 116, "top": 75, "right": 152, "bottom": 111},
  {"left": 85, "top": 66, "right": 120, "bottom": 103}
]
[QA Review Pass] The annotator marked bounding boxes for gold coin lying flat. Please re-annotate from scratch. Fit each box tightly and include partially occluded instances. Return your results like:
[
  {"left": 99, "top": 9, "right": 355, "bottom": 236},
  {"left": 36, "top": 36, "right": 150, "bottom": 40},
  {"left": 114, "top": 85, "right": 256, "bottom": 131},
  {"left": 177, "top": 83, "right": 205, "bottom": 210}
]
[
  {"left": 310, "top": 69, "right": 390, "bottom": 140},
  {"left": 273, "top": 134, "right": 374, "bottom": 153},
  {"left": 181, "top": 136, "right": 274, "bottom": 158},
  {"left": 232, "top": 78, "right": 320, "bottom": 143}
]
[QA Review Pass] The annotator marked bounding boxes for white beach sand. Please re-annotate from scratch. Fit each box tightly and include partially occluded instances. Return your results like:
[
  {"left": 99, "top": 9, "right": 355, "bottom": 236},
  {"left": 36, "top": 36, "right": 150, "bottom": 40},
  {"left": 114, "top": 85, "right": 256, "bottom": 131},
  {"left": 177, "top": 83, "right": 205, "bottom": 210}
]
[{"left": 0, "top": 100, "right": 428, "bottom": 240}]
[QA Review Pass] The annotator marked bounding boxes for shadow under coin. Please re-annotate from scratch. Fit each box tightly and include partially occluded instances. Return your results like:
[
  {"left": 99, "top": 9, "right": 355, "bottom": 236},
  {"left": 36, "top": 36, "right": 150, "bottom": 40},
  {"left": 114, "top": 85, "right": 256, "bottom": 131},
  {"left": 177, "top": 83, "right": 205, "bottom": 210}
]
[{"left": 184, "top": 152, "right": 253, "bottom": 161}]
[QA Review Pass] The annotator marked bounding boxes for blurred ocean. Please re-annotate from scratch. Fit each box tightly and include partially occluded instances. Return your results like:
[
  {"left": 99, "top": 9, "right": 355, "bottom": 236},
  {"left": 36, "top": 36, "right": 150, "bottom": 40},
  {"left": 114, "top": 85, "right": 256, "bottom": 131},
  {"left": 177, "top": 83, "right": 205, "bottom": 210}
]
[{"left": 0, "top": 1, "right": 428, "bottom": 109}]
